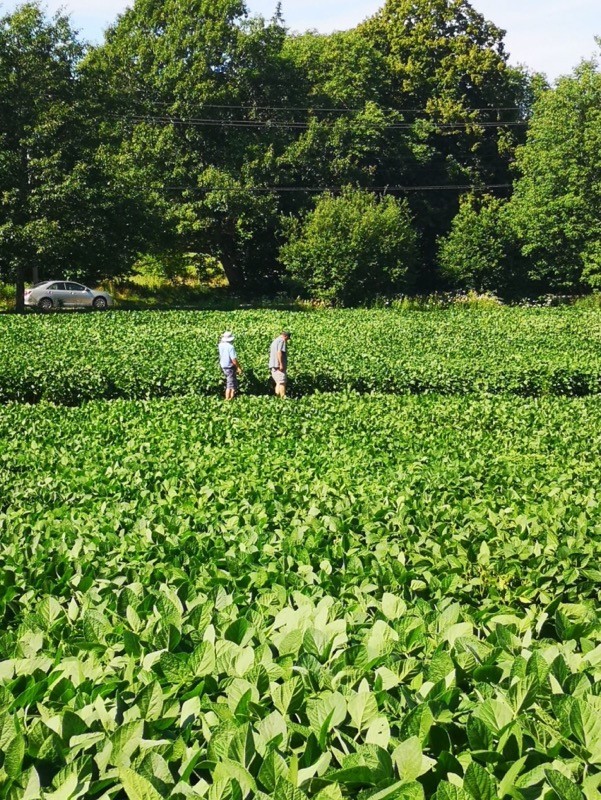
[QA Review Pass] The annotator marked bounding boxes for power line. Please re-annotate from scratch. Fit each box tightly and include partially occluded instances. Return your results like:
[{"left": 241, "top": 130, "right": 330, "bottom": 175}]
[
  {"left": 160, "top": 183, "right": 512, "bottom": 193},
  {"left": 206, "top": 104, "right": 524, "bottom": 113},
  {"left": 123, "top": 114, "right": 528, "bottom": 130},
  {"left": 100, "top": 88, "right": 526, "bottom": 114},
  {"left": 124, "top": 100, "right": 525, "bottom": 114}
]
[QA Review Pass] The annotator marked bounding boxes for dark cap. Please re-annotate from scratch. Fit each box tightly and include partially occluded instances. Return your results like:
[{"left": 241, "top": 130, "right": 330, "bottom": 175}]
[{"left": 282, "top": 330, "right": 292, "bottom": 338}]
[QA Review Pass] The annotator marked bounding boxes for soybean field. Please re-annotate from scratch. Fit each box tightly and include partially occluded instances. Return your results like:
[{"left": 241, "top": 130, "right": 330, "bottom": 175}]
[
  {"left": 2, "top": 308, "right": 601, "bottom": 403},
  {"left": 0, "top": 309, "right": 600, "bottom": 800}
]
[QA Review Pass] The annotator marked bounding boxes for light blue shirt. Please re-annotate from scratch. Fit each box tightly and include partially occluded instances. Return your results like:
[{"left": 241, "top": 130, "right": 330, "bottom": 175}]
[{"left": 219, "top": 342, "right": 237, "bottom": 368}]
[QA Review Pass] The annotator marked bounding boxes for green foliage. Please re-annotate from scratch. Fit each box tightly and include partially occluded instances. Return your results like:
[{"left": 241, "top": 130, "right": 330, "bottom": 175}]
[
  {"left": 360, "top": 0, "right": 510, "bottom": 108},
  {"left": 0, "top": 0, "right": 537, "bottom": 299},
  {"left": 0, "top": 3, "right": 152, "bottom": 307},
  {"left": 0, "top": 3, "right": 81, "bottom": 301},
  {"left": 1, "top": 392, "right": 601, "bottom": 796},
  {"left": 436, "top": 57, "right": 601, "bottom": 297},
  {"left": 278, "top": 34, "right": 400, "bottom": 191},
  {"left": 509, "top": 58, "right": 601, "bottom": 291},
  {"left": 2, "top": 0, "right": 599, "bottom": 300},
  {"left": 437, "top": 195, "right": 522, "bottom": 294},
  {"left": 357, "top": 0, "right": 530, "bottom": 276},
  {"left": 81, "top": 0, "right": 531, "bottom": 293},
  {"left": 280, "top": 189, "right": 419, "bottom": 304},
  {"left": 84, "top": 0, "right": 292, "bottom": 290}
]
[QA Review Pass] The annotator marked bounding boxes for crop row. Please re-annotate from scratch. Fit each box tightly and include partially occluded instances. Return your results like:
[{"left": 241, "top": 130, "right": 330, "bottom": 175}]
[
  {"left": 2, "top": 308, "right": 601, "bottom": 403},
  {"left": 1, "top": 394, "right": 600, "bottom": 798}
]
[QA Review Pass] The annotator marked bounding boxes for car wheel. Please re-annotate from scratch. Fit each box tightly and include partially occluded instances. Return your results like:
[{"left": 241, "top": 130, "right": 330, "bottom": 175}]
[
  {"left": 38, "top": 297, "right": 53, "bottom": 311},
  {"left": 93, "top": 296, "right": 108, "bottom": 310}
]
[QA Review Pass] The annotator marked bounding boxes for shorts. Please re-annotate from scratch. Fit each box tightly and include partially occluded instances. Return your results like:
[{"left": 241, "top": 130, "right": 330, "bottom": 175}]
[
  {"left": 222, "top": 366, "right": 238, "bottom": 391},
  {"left": 271, "top": 368, "right": 287, "bottom": 385}
]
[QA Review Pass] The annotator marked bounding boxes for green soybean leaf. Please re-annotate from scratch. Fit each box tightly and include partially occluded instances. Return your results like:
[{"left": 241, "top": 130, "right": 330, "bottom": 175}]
[
  {"left": 348, "top": 691, "right": 379, "bottom": 732},
  {"left": 463, "top": 763, "right": 496, "bottom": 800},
  {"left": 258, "top": 751, "right": 288, "bottom": 792},
  {"left": 570, "top": 700, "right": 601, "bottom": 762},
  {"left": 392, "top": 737, "right": 423, "bottom": 783},
  {"left": 5, "top": 734, "right": 25, "bottom": 779},
  {"left": 119, "top": 768, "right": 163, "bottom": 800},
  {"left": 545, "top": 769, "right": 586, "bottom": 800},
  {"left": 435, "top": 782, "right": 471, "bottom": 800}
]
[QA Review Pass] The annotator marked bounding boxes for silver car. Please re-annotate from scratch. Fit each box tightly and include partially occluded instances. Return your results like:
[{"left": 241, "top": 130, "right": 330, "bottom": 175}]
[{"left": 24, "top": 281, "right": 113, "bottom": 311}]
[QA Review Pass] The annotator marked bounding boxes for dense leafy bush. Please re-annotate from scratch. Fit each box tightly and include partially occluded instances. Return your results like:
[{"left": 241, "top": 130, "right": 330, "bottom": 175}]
[
  {"left": 1, "top": 394, "right": 600, "bottom": 797},
  {"left": 437, "top": 196, "right": 522, "bottom": 295},
  {"left": 2, "top": 307, "right": 601, "bottom": 404},
  {"left": 280, "top": 189, "right": 419, "bottom": 304}
]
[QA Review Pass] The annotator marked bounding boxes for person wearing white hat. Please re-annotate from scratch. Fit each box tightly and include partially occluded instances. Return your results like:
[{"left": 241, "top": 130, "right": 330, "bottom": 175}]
[{"left": 218, "top": 331, "right": 242, "bottom": 400}]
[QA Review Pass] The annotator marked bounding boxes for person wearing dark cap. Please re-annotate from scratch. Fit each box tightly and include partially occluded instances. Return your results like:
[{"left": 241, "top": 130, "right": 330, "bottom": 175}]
[
  {"left": 269, "top": 330, "right": 291, "bottom": 398},
  {"left": 218, "top": 331, "right": 242, "bottom": 400}
]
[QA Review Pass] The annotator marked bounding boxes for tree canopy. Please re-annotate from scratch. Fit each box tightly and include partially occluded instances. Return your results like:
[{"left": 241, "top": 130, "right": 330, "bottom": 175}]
[
  {"left": 438, "top": 53, "right": 601, "bottom": 296},
  {"left": 510, "top": 59, "right": 601, "bottom": 291},
  {"left": 1, "top": 0, "right": 598, "bottom": 305},
  {"left": 80, "top": 0, "right": 530, "bottom": 295},
  {"left": 0, "top": 4, "right": 153, "bottom": 310}
]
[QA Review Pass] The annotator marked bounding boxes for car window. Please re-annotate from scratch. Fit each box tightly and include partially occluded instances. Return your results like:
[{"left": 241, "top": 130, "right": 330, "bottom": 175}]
[
  {"left": 48, "top": 282, "right": 65, "bottom": 291},
  {"left": 66, "top": 282, "right": 86, "bottom": 291}
]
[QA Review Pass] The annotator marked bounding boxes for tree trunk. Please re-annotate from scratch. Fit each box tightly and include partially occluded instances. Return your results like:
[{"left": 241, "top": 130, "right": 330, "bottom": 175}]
[
  {"left": 14, "top": 141, "right": 29, "bottom": 314},
  {"left": 220, "top": 249, "right": 244, "bottom": 291},
  {"left": 15, "top": 266, "right": 25, "bottom": 314}
]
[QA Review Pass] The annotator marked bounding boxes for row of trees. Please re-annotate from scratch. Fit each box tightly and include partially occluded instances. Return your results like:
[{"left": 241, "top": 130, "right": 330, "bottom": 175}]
[
  {"left": 0, "top": 0, "right": 598, "bottom": 306},
  {"left": 440, "top": 58, "right": 601, "bottom": 295}
]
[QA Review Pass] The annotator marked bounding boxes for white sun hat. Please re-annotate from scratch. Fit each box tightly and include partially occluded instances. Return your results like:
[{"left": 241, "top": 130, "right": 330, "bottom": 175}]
[{"left": 221, "top": 331, "right": 235, "bottom": 342}]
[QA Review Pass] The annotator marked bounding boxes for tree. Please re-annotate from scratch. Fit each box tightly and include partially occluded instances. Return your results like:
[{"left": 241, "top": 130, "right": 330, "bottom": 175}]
[
  {"left": 0, "top": 5, "right": 81, "bottom": 310},
  {"left": 508, "top": 56, "right": 601, "bottom": 291},
  {"left": 360, "top": 0, "right": 511, "bottom": 106},
  {"left": 437, "top": 194, "right": 522, "bottom": 294},
  {"left": 279, "top": 187, "right": 418, "bottom": 304},
  {"left": 86, "top": 0, "right": 296, "bottom": 291},
  {"left": 278, "top": 31, "right": 414, "bottom": 191},
  {"left": 357, "top": 0, "right": 532, "bottom": 284},
  {"left": 87, "top": 0, "right": 531, "bottom": 295},
  {"left": 0, "top": 3, "right": 152, "bottom": 311}
]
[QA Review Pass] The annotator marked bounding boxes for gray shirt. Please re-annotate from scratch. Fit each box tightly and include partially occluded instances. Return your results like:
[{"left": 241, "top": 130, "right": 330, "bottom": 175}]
[{"left": 269, "top": 336, "right": 287, "bottom": 370}]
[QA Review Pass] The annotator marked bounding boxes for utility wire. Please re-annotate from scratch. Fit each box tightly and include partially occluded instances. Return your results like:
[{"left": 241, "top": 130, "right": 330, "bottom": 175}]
[
  {"left": 103, "top": 92, "right": 525, "bottom": 114},
  {"left": 123, "top": 114, "right": 528, "bottom": 129},
  {"left": 160, "top": 183, "right": 512, "bottom": 193},
  {"left": 124, "top": 100, "right": 525, "bottom": 114}
]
